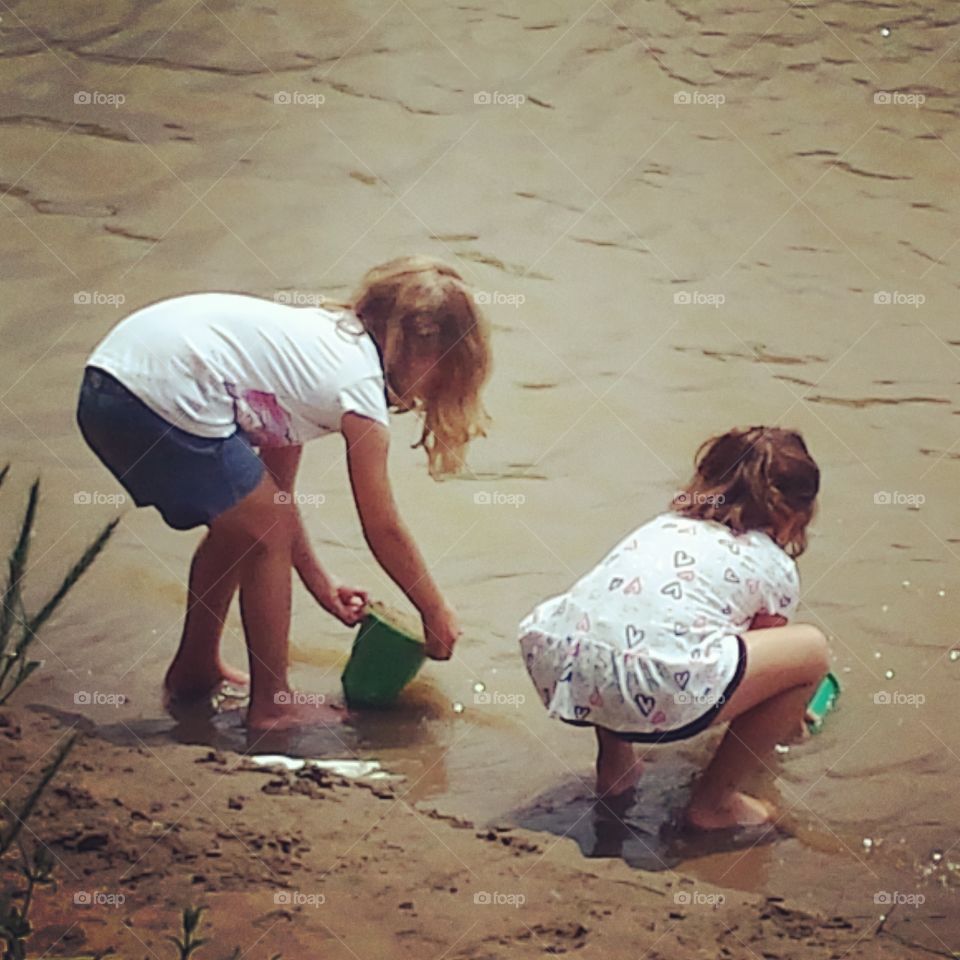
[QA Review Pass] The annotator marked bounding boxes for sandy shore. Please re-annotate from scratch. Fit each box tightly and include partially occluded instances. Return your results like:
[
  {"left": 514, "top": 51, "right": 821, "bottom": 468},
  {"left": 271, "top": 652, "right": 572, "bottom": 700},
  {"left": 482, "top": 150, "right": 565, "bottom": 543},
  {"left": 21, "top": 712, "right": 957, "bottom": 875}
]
[{"left": 3, "top": 708, "right": 940, "bottom": 959}]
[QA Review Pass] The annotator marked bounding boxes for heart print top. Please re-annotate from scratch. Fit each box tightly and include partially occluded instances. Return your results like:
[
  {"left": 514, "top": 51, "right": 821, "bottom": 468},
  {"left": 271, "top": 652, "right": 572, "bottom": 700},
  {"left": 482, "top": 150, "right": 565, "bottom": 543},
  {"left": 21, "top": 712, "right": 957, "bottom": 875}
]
[{"left": 517, "top": 512, "right": 800, "bottom": 735}]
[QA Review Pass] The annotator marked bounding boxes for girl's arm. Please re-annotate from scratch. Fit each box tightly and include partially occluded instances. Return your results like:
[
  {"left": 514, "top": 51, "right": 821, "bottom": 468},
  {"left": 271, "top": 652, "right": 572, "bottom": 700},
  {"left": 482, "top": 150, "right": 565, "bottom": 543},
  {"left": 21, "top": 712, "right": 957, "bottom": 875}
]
[
  {"left": 259, "top": 444, "right": 367, "bottom": 626},
  {"left": 341, "top": 412, "right": 461, "bottom": 659},
  {"left": 749, "top": 612, "right": 788, "bottom": 630}
]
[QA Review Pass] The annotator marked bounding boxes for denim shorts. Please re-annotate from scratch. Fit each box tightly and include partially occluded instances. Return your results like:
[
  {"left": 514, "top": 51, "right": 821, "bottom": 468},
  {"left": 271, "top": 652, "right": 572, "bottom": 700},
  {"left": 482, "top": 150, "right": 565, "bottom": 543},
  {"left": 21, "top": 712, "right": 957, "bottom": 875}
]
[{"left": 76, "top": 366, "right": 264, "bottom": 530}]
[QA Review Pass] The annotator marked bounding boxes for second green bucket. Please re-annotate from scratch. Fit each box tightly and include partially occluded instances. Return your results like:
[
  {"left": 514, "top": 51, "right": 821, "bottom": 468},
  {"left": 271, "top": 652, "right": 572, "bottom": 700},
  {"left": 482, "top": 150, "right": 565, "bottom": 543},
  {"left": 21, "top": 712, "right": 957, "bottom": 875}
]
[
  {"left": 342, "top": 603, "right": 426, "bottom": 707},
  {"left": 805, "top": 672, "right": 841, "bottom": 733}
]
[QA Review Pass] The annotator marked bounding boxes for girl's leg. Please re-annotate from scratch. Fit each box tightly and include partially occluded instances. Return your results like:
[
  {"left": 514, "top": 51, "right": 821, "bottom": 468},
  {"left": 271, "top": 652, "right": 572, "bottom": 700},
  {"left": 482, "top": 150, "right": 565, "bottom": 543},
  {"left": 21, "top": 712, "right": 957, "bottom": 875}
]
[
  {"left": 163, "top": 533, "right": 247, "bottom": 702},
  {"left": 168, "top": 474, "right": 341, "bottom": 731},
  {"left": 685, "top": 624, "right": 829, "bottom": 830},
  {"left": 595, "top": 726, "right": 644, "bottom": 798}
]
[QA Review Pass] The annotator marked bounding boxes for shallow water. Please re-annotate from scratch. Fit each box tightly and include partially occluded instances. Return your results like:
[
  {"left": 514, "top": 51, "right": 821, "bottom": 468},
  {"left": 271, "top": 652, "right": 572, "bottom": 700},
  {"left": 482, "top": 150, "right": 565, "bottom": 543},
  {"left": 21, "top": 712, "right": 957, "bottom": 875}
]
[{"left": 2, "top": 0, "right": 959, "bottom": 950}]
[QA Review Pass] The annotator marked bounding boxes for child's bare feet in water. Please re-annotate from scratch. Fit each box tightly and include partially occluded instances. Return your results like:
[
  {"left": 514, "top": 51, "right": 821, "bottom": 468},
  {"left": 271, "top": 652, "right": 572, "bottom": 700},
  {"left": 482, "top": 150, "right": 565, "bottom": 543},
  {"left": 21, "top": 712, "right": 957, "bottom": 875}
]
[
  {"left": 163, "top": 661, "right": 250, "bottom": 707},
  {"left": 595, "top": 727, "right": 645, "bottom": 798},
  {"left": 246, "top": 693, "right": 346, "bottom": 732},
  {"left": 684, "top": 791, "right": 776, "bottom": 831}
]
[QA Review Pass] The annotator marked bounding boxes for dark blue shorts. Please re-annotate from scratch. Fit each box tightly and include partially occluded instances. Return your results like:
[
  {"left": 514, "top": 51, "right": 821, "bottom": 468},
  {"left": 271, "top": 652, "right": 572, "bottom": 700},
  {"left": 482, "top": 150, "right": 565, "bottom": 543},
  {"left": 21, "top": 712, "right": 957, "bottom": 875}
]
[{"left": 76, "top": 366, "right": 265, "bottom": 531}]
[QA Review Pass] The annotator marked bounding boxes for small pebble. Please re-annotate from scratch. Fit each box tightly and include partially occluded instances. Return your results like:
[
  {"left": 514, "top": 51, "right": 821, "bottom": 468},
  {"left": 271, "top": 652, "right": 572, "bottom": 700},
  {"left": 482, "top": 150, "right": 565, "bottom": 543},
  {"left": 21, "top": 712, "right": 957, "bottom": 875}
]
[
  {"left": 902, "top": 580, "right": 910, "bottom": 588},
  {"left": 884, "top": 669, "right": 895, "bottom": 680},
  {"left": 452, "top": 701, "right": 465, "bottom": 714},
  {"left": 880, "top": 25, "right": 891, "bottom": 37},
  {"left": 938, "top": 590, "right": 946, "bottom": 597},
  {"left": 949, "top": 649, "right": 960, "bottom": 662},
  {"left": 774, "top": 744, "right": 790, "bottom": 755},
  {"left": 472, "top": 681, "right": 486, "bottom": 694},
  {"left": 863, "top": 837, "right": 874, "bottom": 850},
  {"left": 874, "top": 651, "right": 882, "bottom": 659},
  {"left": 931, "top": 850, "right": 944, "bottom": 864},
  {"left": 881, "top": 605, "right": 889, "bottom": 613}
]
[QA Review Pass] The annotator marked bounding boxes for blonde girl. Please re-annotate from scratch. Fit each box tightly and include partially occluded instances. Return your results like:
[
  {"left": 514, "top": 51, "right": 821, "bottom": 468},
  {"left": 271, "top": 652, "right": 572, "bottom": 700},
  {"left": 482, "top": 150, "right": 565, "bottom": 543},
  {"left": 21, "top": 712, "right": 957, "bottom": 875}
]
[{"left": 77, "top": 256, "right": 490, "bottom": 731}]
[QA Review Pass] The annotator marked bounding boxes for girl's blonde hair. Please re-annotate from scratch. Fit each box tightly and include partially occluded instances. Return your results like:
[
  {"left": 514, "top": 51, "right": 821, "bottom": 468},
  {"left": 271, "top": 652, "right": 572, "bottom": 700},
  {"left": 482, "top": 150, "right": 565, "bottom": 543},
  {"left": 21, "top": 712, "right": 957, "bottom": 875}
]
[
  {"left": 351, "top": 255, "right": 491, "bottom": 478},
  {"left": 672, "top": 426, "right": 820, "bottom": 557}
]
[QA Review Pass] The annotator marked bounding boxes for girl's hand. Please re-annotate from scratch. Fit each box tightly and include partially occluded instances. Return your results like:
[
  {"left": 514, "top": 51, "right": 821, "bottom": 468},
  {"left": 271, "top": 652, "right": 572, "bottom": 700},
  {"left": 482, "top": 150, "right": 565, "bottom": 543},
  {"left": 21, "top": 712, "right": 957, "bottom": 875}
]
[
  {"left": 422, "top": 604, "right": 461, "bottom": 660},
  {"left": 750, "top": 612, "right": 788, "bottom": 631},
  {"left": 320, "top": 584, "right": 369, "bottom": 627}
]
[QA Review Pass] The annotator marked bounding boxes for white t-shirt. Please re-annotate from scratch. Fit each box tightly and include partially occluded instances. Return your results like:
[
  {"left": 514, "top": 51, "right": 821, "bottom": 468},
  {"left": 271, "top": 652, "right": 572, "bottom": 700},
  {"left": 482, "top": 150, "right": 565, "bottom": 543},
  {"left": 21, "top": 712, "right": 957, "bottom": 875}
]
[
  {"left": 87, "top": 293, "right": 389, "bottom": 445},
  {"left": 518, "top": 512, "right": 800, "bottom": 735}
]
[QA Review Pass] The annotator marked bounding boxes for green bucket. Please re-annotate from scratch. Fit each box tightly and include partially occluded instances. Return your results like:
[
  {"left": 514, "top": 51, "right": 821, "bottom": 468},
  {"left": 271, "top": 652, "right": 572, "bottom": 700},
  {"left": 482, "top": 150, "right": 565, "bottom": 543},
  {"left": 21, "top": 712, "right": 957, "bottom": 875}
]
[
  {"left": 806, "top": 671, "right": 841, "bottom": 733},
  {"left": 342, "top": 603, "right": 426, "bottom": 707}
]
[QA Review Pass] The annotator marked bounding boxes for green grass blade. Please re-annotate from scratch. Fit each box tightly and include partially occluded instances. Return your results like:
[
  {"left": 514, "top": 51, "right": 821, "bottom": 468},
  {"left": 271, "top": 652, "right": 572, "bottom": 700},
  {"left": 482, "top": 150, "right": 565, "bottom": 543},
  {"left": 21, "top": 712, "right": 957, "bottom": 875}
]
[
  {"left": 0, "top": 660, "right": 42, "bottom": 706},
  {"left": 0, "top": 480, "right": 39, "bottom": 656},
  {"left": 25, "top": 518, "right": 119, "bottom": 640}
]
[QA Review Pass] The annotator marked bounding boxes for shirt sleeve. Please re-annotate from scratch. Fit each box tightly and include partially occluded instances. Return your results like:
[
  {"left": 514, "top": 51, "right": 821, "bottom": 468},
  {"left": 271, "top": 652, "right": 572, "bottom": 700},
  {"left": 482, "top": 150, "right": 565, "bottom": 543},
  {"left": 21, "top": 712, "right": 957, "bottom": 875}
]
[{"left": 338, "top": 374, "right": 390, "bottom": 427}]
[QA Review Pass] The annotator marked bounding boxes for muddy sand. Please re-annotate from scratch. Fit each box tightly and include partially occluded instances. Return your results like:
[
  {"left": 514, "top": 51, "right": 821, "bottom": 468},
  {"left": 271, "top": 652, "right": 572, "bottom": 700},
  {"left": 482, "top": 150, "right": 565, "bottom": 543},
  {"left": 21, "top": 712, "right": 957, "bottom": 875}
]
[
  {"left": 0, "top": 710, "right": 942, "bottom": 959},
  {"left": 1, "top": 0, "right": 959, "bottom": 956}
]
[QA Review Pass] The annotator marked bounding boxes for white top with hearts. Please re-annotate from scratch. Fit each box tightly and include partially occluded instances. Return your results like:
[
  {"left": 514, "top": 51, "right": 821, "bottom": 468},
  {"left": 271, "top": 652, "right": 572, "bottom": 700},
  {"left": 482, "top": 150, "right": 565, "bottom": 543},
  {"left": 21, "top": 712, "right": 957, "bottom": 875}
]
[{"left": 518, "top": 512, "right": 799, "bottom": 736}]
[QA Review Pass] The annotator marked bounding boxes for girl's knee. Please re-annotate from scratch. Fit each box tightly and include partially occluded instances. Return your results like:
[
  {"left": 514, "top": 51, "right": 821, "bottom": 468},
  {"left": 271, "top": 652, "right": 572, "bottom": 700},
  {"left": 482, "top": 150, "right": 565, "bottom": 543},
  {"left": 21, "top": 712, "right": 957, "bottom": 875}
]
[
  {"left": 793, "top": 623, "right": 830, "bottom": 677},
  {"left": 212, "top": 504, "right": 295, "bottom": 558}
]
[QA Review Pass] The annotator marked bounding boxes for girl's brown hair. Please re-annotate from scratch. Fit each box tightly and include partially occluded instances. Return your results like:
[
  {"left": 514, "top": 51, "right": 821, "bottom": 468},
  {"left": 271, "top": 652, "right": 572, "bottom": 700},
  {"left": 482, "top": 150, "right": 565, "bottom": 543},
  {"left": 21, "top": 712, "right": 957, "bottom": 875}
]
[
  {"left": 672, "top": 426, "right": 820, "bottom": 556},
  {"left": 351, "top": 255, "right": 491, "bottom": 478}
]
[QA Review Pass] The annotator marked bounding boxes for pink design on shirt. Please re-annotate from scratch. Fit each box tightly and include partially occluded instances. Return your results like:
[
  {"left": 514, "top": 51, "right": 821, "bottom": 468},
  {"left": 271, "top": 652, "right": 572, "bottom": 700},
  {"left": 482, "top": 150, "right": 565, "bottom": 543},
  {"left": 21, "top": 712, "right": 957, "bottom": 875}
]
[{"left": 226, "top": 383, "right": 295, "bottom": 446}]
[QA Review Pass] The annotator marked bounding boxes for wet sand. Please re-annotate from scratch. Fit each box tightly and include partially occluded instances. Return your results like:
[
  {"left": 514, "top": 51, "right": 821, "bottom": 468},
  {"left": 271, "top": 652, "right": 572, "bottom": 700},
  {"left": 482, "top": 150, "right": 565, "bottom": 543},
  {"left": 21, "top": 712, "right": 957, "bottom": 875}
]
[{"left": 1, "top": 0, "right": 959, "bottom": 955}]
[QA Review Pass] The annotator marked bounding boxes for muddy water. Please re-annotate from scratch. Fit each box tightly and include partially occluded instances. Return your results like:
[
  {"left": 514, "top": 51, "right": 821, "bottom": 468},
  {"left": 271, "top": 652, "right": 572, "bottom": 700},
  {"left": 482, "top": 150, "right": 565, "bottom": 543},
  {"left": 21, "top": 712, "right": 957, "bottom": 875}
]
[{"left": 1, "top": 0, "right": 959, "bottom": 947}]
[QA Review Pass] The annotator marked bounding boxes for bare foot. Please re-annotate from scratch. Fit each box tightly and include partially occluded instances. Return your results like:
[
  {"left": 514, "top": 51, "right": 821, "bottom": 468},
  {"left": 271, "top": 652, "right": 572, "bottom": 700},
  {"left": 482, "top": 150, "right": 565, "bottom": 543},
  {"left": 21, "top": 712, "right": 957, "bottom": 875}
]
[
  {"left": 246, "top": 695, "right": 346, "bottom": 732},
  {"left": 684, "top": 791, "right": 776, "bottom": 831},
  {"left": 163, "top": 662, "right": 250, "bottom": 706},
  {"left": 217, "top": 661, "right": 250, "bottom": 687}
]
